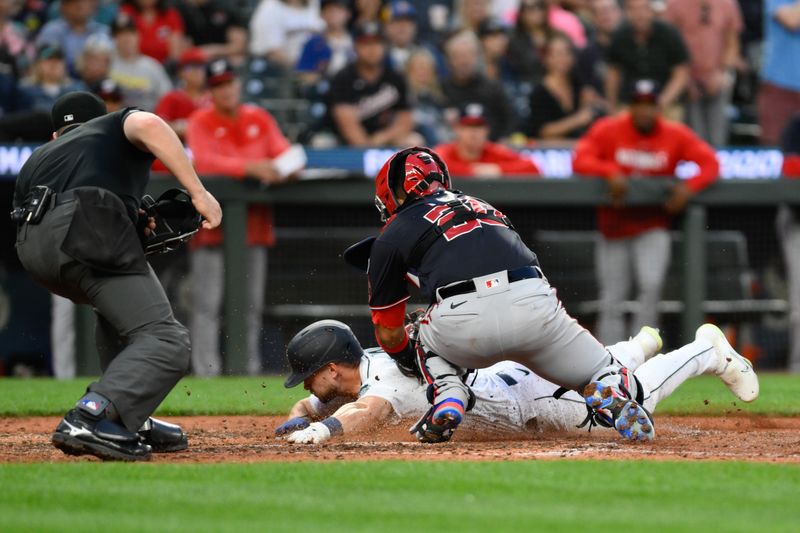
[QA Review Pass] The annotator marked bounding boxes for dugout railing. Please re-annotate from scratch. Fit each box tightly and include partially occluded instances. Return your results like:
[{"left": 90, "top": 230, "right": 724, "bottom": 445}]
[{"left": 67, "top": 177, "right": 800, "bottom": 375}]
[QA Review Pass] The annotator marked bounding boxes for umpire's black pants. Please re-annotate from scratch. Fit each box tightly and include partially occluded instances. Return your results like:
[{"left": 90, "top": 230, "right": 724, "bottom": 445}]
[{"left": 16, "top": 200, "right": 191, "bottom": 432}]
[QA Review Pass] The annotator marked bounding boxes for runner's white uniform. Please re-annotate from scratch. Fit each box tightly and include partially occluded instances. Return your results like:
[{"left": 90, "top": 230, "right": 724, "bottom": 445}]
[{"left": 305, "top": 336, "right": 723, "bottom": 434}]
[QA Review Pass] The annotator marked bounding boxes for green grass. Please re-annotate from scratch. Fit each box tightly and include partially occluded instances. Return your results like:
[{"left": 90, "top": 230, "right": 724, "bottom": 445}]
[
  {"left": 0, "top": 461, "right": 798, "bottom": 533},
  {"left": 0, "top": 376, "right": 305, "bottom": 416},
  {"left": 1, "top": 373, "right": 798, "bottom": 417}
]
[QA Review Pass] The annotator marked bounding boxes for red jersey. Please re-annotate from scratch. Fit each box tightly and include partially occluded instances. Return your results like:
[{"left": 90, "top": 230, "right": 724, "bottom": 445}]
[
  {"left": 573, "top": 113, "right": 719, "bottom": 239},
  {"left": 186, "top": 104, "right": 292, "bottom": 247},
  {"left": 155, "top": 89, "right": 211, "bottom": 122},
  {"left": 784, "top": 155, "right": 800, "bottom": 177},
  {"left": 121, "top": 6, "right": 184, "bottom": 64},
  {"left": 433, "top": 141, "right": 540, "bottom": 178}
]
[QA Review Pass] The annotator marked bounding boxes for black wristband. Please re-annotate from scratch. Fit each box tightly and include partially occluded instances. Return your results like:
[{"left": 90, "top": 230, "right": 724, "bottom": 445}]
[{"left": 320, "top": 416, "right": 344, "bottom": 437}]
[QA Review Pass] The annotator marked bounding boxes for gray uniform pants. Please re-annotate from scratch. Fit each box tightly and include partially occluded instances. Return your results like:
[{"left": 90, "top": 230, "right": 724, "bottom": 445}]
[
  {"left": 777, "top": 205, "right": 800, "bottom": 372},
  {"left": 189, "top": 246, "right": 267, "bottom": 376},
  {"left": 51, "top": 294, "right": 76, "bottom": 379},
  {"left": 420, "top": 274, "right": 611, "bottom": 392},
  {"left": 595, "top": 228, "right": 671, "bottom": 345},
  {"left": 16, "top": 202, "right": 191, "bottom": 432}
]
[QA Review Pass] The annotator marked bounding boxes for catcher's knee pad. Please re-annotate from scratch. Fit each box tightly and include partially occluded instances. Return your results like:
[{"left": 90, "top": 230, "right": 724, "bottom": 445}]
[{"left": 420, "top": 352, "right": 475, "bottom": 411}]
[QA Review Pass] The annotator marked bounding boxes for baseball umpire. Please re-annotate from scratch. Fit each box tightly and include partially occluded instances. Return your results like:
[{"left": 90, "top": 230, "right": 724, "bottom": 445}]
[
  {"left": 12, "top": 91, "right": 222, "bottom": 461},
  {"left": 364, "top": 147, "right": 659, "bottom": 443}
]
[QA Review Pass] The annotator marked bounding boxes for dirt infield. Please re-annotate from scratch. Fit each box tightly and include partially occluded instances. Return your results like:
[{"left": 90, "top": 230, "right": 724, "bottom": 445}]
[{"left": 1, "top": 415, "right": 799, "bottom": 463}]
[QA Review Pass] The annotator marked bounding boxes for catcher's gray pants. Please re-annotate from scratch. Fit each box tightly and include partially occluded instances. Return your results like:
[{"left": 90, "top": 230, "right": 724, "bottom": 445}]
[
  {"left": 16, "top": 203, "right": 191, "bottom": 432},
  {"left": 189, "top": 246, "right": 266, "bottom": 376},
  {"left": 420, "top": 274, "right": 612, "bottom": 395},
  {"left": 777, "top": 205, "right": 800, "bottom": 372},
  {"left": 595, "top": 228, "right": 671, "bottom": 345}
]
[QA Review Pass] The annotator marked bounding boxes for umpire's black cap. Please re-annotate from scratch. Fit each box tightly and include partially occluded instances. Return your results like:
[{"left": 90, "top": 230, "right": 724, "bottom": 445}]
[
  {"left": 51, "top": 91, "right": 107, "bottom": 131},
  {"left": 284, "top": 320, "right": 365, "bottom": 388}
]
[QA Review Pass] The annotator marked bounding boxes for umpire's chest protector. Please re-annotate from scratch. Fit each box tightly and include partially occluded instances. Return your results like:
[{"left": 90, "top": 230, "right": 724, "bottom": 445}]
[{"left": 60, "top": 187, "right": 148, "bottom": 274}]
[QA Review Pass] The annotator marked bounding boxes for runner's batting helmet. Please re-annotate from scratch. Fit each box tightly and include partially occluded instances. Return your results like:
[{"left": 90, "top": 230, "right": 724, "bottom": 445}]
[{"left": 284, "top": 320, "right": 365, "bottom": 388}]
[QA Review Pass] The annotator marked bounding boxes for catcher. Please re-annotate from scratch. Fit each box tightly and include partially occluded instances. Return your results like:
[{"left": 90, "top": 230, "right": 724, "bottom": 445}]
[
  {"left": 12, "top": 91, "right": 221, "bottom": 461},
  {"left": 277, "top": 319, "right": 757, "bottom": 444}
]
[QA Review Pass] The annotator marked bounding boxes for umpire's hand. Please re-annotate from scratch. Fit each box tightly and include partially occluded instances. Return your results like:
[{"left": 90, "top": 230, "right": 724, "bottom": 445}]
[{"left": 191, "top": 189, "right": 223, "bottom": 230}]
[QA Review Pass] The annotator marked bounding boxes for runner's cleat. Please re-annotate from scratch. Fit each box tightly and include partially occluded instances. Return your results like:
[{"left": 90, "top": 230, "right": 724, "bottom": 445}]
[
  {"left": 583, "top": 381, "right": 655, "bottom": 441},
  {"left": 634, "top": 326, "right": 663, "bottom": 360},
  {"left": 695, "top": 324, "right": 759, "bottom": 402}
]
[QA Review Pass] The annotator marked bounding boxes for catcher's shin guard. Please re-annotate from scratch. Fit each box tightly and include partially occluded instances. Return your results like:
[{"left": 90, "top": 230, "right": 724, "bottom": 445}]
[
  {"left": 582, "top": 366, "right": 655, "bottom": 442},
  {"left": 410, "top": 350, "right": 474, "bottom": 443}
]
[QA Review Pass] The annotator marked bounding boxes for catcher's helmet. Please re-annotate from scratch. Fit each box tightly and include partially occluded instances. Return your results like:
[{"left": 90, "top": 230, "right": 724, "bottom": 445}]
[
  {"left": 284, "top": 320, "right": 365, "bottom": 388},
  {"left": 374, "top": 147, "right": 451, "bottom": 223}
]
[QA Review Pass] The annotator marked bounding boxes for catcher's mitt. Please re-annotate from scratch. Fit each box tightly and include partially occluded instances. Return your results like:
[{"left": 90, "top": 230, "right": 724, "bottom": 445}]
[{"left": 138, "top": 188, "right": 202, "bottom": 256}]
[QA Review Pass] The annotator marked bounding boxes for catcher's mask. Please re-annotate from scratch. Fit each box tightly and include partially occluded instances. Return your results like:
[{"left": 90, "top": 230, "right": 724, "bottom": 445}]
[
  {"left": 284, "top": 320, "right": 365, "bottom": 388},
  {"left": 139, "top": 188, "right": 202, "bottom": 255},
  {"left": 374, "top": 147, "right": 451, "bottom": 223}
]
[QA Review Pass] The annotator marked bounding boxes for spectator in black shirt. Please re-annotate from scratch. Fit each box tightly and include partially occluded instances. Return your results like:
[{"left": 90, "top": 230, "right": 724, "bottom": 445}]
[
  {"left": 506, "top": 0, "right": 557, "bottom": 85},
  {"left": 177, "top": 0, "right": 247, "bottom": 64},
  {"left": 329, "top": 23, "right": 421, "bottom": 146},
  {"left": 528, "top": 34, "right": 605, "bottom": 141},
  {"left": 606, "top": 0, "right": 689, "bottom": 120},
  {"left": 441, "top": 29, "right": 514, "bottom": 141},
  {"left": 477, "top": 18, "right": 512, "bottom": 84},
  {"left": 576, "top": 0, "right": 622, "bottom": 92}
]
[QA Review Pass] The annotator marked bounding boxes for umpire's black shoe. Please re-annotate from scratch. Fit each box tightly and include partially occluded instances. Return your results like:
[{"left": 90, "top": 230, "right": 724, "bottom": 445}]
[
  {"left": 52, "top": 409, "right": 152, "bottom": 462},
  {"left": 138, "top": 417, "right": 188, "bottom": 453}
]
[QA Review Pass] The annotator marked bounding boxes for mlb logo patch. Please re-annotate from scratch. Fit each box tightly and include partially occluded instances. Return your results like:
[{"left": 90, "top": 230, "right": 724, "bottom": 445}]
[
  {"left": 80, "top": 399, "right": 99, "bottom": 411},
  {"left": 485, "top": 278, "right": 501, "bottom": 289}
]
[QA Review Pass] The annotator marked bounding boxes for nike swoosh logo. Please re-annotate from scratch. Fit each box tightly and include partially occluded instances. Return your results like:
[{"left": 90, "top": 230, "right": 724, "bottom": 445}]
[
  {"left": 63, "top": 420, "right": 93, "bottom": 438},
  {"left": 450, "top": 301, "right": 467, "bottom": 309}
]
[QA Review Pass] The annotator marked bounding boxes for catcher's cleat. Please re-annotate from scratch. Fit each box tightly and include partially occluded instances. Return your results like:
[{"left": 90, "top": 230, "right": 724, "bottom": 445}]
[
  {"left": 583, "top": 381, "right": 655, "bottom": 442},
  {"left": 634, "top": 326, "right": 663, "bottom": 361},
  {"left": 52, "top": 409, "right": 152, "bottom": 461},
  {"left": 138, "top": 417, "right": 188, "bottom": 453},
  {"left": 695, "top": 324, "right": 759, "bottom": 403},
  {"left": 410, "top": 398, "right": 465, "bottom": 443}
]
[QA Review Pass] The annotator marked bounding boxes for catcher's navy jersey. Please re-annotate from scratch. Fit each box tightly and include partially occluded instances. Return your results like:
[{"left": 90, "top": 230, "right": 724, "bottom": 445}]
[{"left": 368, "top": 191, "right": 538, "bottom": 309}]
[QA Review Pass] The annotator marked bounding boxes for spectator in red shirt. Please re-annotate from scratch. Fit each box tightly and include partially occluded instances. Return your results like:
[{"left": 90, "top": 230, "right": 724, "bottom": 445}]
[
  {"left": 573, "top": 79, "right": 719, "bottom": 344},
  {"left": 777, "top": 114, "right": 800, "bottom": 372},
  {"left": 186, "top": 58, "right": 307, "bottom": 376},
  {"left": 120, "top": 0, "right": 185, "bottom": 64},
  {"left": 155, "top": 48, "right": 211, "bottom": 139},
  {"left": 435, "top": 103, "right": 540, "bottom": 178}
]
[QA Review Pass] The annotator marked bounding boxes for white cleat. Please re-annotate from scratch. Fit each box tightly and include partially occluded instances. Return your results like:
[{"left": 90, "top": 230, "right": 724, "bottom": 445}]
[
  {"left": 633, "top": 326, "right": 663, "bottom": 361},
  {"left": 695, "top": 324, "right": 759, "bottom": 403}
]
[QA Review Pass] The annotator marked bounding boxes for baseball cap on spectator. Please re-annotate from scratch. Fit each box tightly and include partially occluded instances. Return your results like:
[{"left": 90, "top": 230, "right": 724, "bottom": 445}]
[
  {"left": 385, "top": 1, "right": 417, "bottom": 21},
  {"left": 477, "top": 18, "right": 507, "bottom": 38},
  {"left": 111, "top": 13, "right": 137, "bottom": 35},
  {"left": 206, "top": 58, "right": 236, "bottom": 87},
  {"left": 629, "top": 79, "right": 661, "bottom": 104},
  {"left": 458, "top": 103, "right": 489, "bottom": 127},
  {"left": 51, "top": 91, "right": 107, "bottom": 131},
  {"left": 36, "top": 43, "right": 64, "bottom": 61},
  {"left": 353, "top": 22, "right": 383, "bottom": 43},
  {"left": 178, "top": 48, "right": 207, "bottom": 69},
  {"left": 92, "top": 78, "right": 123, "bottom": 103}
]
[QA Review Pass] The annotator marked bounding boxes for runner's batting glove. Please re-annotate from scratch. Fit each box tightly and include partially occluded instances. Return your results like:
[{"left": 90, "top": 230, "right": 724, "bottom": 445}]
[
  {"left": 286, "top": 422, "right": 332, "bottom": 444},
  {"left": 274, "top": 416, "right": 311, "bottom": 436}
]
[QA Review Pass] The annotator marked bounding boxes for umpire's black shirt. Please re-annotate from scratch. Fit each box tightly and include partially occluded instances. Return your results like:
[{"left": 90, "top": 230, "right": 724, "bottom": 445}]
[{"left": 14, "top": 108, "right": 155, "bottom": 221}]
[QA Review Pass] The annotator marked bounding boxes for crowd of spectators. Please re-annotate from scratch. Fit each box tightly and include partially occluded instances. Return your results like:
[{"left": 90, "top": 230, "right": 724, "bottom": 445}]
[
  {"left": 4, "top": 0, "right": 800, "bottom": 375},
  {"left": 1, "top": 0, "right": 794, "bottom": 151}
]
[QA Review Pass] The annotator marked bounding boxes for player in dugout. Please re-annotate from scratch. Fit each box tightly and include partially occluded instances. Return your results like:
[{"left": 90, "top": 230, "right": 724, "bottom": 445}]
[
  {"left": 573, "top": 78, "right": 719, "bottom": 346},
  {"left": 434, "top": 103, "right": 540, "bottom": 179},
  {"left": 276, "top": 319, "right": 757, "bottom": 444}
]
